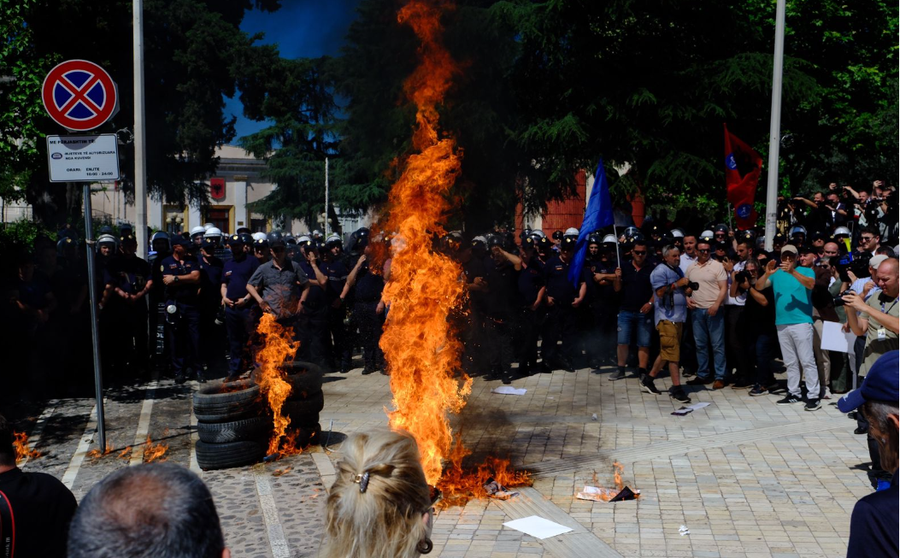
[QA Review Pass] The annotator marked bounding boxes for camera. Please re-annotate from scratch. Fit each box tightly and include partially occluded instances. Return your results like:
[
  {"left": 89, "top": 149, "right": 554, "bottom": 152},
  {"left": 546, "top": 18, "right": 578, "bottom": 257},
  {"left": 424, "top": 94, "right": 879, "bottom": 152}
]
[
  {"left": 734, "top": 270, "right": 751, "bottom": 285},
  {"left": 833, "top": 289, "right": 855, "bottom": 307},
  {"left": 687, "top": 281, "right": 700, "bottom": 291}
]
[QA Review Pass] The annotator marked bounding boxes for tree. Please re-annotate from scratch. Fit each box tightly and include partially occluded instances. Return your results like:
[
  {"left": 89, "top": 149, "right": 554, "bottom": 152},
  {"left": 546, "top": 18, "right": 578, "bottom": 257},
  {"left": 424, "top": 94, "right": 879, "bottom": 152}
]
[
  {"left": 239, "top": 56, "right": 341, "bottom": 230},
  {"left": 0, "top": 0, "right": 281, "bottom": 228}
]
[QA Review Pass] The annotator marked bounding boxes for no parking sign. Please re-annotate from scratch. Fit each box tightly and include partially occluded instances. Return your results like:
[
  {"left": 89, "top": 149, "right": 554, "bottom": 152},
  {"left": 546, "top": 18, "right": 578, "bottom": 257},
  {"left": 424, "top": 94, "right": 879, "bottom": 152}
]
[{"left": 41, "top": 59, "right": 118, "bottom": 131}]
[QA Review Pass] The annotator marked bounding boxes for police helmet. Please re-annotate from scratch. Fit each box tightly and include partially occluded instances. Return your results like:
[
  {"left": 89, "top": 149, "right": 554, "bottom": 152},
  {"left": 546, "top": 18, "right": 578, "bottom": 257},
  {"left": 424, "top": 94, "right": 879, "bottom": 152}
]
[
  {"left": 773, "top": 232, "right": 786, "bottom": 244},
  {"left": 472, "top": 236, "right": 487, "bottom": 250},
  {"left": 487, "top": 235, "right": 504, "bottom": 249},
  {"left": 670, "top": 228, "right": 685, "bottom": 239},
  {"left": 205, "top": 226, "right": 223, "bottom": 239},
  {"left": 536, "top": 236, "right": 553, "bottom": 253},
  {"left": 311, "top": 230, "right": 323, "bottom": 240},
  {"left": 714, "top": 224, "right": 729, "bottom": 234},
  {"left": 699, "top": 229, "right": 715, "bottom": 243},
  {"left": 552, "top": 230, "right": 563, "bottom": 241},
  {"left": 560, "top": 237, "right": 578, "bottom": 251},
  {"left": 190, "top": 226, "right": 206, "bottom": 239},
  {"left": 99, "top": 225, "right": 114, "bottom": 235},
  {"left": 624, "top": 226, "right": 641, "bottom": 238},
  {"left": 530, "top": 229, "right": 547, "bottom": 239},
  {"left": 150, "top": 231, "right": 170, "bottom": 251},
  {"left": 564, "top": 227, "right": 579, "bottom": 238},
  {"left": 236, "top": 226, "right": 251, "bottom": 235},
  {"left": 97, "top": 233, "right": 117, "bottom": 246},
  {"left": 267, "top": 230, "right": 284, "bottom": 243},
  {"left": 284, "top": 233, "right": 296, "bottom": 245},
  {"left": 587, "top": 234, "right": 601, "bottom": 246},
  {"left": 203, "top": 223, "right": 215, "bottom": 231},
  {"left": 253, "top": 238, "right": 269, "bottom": 250},
  {"left": 252, "top": 232, "right": 267, "bottom": 242},
  {"left": 296, "top": 235, "right": 312, "bottom": 246},
  {"left": 521, "top": 237, "right": 537, "bottom": 251},
  {"left": 789, "top": 225, "right": 807, "bottom": 237},
  {"left": 226, "top": 234, "right": 244, "bottom": 246},
  {"left": 57, "top": 237, "right": 78, "bottom": 254},
  {"left": 120, "top": 234, "right": 137, "bottom": 245},
  {"left": 602, "top": 234, "right": 617, "bottom": 245},
  {"left": 834, "top": 226, "right": 851, "bottom": 238},
  {"left": 325, "top": 234, "right": 343, "bottom": 249}
]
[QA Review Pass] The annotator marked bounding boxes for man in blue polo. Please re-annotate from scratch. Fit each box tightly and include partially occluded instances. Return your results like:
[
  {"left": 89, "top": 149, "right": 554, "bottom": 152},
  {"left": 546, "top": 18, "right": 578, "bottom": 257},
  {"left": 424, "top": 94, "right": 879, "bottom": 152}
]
[
  {"left": 838, "top": 351, "right": 898, "bottom": 558},
  {"left": 221, "top": 234, "right": 260, "bottom": 380}
]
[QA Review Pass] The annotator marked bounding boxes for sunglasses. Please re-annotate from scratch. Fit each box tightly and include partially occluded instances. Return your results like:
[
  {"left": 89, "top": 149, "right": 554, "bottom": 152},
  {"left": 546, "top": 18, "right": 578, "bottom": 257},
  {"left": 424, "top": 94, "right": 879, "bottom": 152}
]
[
  {"left": 632, "top": 250, "right": 647, "bottom": 255},
  {"left": 861, "top": 236, "right": 874, "bottom": 241},
  {"left": 697, "top": 249, "right": 710, "bottom": 253}
]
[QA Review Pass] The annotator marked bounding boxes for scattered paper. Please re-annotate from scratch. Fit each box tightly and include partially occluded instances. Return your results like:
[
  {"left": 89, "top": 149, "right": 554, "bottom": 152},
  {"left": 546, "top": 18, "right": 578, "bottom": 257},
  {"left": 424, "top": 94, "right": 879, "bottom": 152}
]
[
  {"left": 576, "top": 485, "right": 618, "bottom": 502},
  {"left": 492, "top": 386, "right": 527, "bottom": 396},
  {"left": 821, "top": 321, "right": 856, "bottom": 353},
  {"left": 672, "top": 402, "right": 711, "bottom": 416},
  {"left": 503, "top": 516, "right": 573, "bottom": 539},
  {"left": 591, "top": 413, "right": 598, "bottom": 421},
  {"left": 679, "top": 525, "right": 690, "bottom": 536}
]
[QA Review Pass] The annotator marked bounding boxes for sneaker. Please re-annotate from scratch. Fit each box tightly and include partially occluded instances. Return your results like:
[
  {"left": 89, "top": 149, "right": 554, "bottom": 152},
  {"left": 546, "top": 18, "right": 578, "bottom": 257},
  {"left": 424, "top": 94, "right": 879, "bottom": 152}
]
[
  {"left": 776, "top": 395, "right": 802, "bottom": 405},
  {"left": 640, "top": 374, "right": 661, "bottom": 395},
  {"left": 669, "top": 387, "right": 691, "bottom": 403},
  {"left": 686, "top": 376, "right": 713, "bottom": 386},
  {"left": 804, "top": 399, "right": 821, "bottom": 412},
  {"left": 748, "top": 385, "right": 768, "bottom": 397},
  {"left": 731, "top": 378, "right": 752, "bottom": 389},
  {"left": 608, "top": 369, "right": 626, "bottom": 381}
]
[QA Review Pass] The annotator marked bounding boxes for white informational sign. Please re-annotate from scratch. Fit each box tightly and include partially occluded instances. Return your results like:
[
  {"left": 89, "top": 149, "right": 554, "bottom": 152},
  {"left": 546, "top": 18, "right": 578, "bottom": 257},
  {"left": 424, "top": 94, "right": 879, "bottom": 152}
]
[{"left": 47, "top": 134, "right": 120, "bottom": 183}]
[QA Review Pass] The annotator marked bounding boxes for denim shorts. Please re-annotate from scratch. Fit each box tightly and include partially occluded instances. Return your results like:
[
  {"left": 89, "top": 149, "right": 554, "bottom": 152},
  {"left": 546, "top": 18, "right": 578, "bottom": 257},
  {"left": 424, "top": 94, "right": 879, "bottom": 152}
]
[{"left": 617, "top": 310, "right": 653, "bottom": 347}]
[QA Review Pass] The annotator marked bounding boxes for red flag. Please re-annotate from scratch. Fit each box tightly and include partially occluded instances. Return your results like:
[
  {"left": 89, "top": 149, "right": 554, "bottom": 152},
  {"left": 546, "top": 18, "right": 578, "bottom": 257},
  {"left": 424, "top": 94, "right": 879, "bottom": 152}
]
[{"left": 723, "top": 124, "right": 762, "bottom": 230}]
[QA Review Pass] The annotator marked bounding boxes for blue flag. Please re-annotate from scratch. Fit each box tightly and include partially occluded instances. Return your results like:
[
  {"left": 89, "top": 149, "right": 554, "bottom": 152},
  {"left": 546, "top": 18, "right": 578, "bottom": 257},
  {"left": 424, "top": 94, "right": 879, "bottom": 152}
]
[{"left": 569, "top": 158, "right": 615, "bottom": 287}]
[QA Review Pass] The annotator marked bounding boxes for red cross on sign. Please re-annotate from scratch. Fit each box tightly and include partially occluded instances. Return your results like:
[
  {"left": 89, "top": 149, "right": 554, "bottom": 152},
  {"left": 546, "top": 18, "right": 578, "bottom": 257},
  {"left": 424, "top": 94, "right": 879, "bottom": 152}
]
[{"left": 42, "top": 60, "right": 118, "bottom": 131}]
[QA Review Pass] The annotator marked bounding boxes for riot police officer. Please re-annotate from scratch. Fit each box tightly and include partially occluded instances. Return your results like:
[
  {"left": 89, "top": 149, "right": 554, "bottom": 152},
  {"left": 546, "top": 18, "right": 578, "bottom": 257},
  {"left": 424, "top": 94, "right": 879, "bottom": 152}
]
[
  {"left": 221, "top": 234, "right": 260, "bottom": 379},
  {"left": 103, "top": 235, "right": 152, "bottom": 379},
  {"left": 160, "top": 237, "right": 203, "bottom": 383}
]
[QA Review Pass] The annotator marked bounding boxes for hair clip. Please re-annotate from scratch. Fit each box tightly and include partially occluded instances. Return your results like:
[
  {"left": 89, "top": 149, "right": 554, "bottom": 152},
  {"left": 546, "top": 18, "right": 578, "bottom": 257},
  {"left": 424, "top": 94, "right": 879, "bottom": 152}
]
[{"left": 353, "top": 471, "right": 370, "bottom": 493}]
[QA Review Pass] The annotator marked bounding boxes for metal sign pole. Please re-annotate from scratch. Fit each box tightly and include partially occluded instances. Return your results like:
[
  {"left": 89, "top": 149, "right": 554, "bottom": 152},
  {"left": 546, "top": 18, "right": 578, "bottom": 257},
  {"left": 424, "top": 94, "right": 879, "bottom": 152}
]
[{"left": 82, "top": 183, "right": 107, "bottom": 449}]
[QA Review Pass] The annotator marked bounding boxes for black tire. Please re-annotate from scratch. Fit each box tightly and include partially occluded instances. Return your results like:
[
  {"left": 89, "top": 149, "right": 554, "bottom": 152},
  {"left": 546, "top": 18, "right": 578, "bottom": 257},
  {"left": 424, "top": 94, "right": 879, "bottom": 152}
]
[
  {"left": 193, "top": 379, "right": 262, "bottom": 423},
  {"left": 286, "top": 412, "right": 320, "bottom": 429},
  {"left": 195, "top": 440, "right": 265, "bottom": 471},
  {"left": 287, "top": 423, "right": 322, "bottom": 448},
  {"left": 283, "top": 361, "right": 325, "bottom": 394},
  {"left": 197, "top": 416, "right": 272, "bottom": 444},
  {"left": 283, "top": 391, "right": 324, "bottom": 417}
]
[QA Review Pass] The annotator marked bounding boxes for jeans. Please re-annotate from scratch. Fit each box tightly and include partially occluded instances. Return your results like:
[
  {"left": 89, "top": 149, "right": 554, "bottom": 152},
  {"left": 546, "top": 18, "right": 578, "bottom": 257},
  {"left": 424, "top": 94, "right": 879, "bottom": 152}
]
[
  {"left": 224, "top": 305, "right": 253, "bottom": 376},
  {"left": 752, "top": 331, "right": 776, "bottom": 386},
  {"left": 616, "top": 310, "right": 653, "bottom": 347},
  {"left": 776, "top": 323, "right": 820, "bottom": 399},
  {"left": 692, "top": 308, "right": 726, "bottom": 380}
]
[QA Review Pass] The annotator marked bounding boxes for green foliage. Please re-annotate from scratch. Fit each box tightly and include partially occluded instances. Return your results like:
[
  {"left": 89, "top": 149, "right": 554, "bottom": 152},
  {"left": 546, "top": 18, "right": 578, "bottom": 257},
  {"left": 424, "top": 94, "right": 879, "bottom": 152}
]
[
  {"left": 239, "top": 57, "right": 340, "bottom": 229},
  {"left": 0, "top": 218, "right": 54, "bottom": 253},
  {"left": 0, "top": 0, "right": 281, "bottom": 227}
]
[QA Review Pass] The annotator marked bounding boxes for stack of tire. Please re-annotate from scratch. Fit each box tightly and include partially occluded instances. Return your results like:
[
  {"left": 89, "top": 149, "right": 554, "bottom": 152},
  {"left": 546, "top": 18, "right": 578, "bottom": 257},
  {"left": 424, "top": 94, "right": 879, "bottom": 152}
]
[
  {"left": 280, "top": 361, "right": 325, "bottom": 447},
  {"left": 193, "top": 378, "right": 271, "bottom": 471}
]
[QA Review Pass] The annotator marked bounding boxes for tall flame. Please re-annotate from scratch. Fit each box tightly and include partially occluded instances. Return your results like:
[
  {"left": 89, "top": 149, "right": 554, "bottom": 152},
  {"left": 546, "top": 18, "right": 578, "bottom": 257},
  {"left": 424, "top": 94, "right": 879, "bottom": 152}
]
[
  {"left": 381, "top": 0, "right": 469, "bottom": 485},
  {"left": 255, "top": 312, "right": 300, "bottom": 456}
]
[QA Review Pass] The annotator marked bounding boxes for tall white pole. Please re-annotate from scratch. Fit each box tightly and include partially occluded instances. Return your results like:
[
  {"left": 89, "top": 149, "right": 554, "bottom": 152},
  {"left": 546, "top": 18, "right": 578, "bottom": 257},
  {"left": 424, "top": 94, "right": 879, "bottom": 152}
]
[
  {"left": 134, "top": 0, "right": 148, "bottom": 256},
  {"left": 324, "top": 157, "right": 330, "bottom": 236},
  {"left": 764, "top": 0, "right": 787, "bottom": 252}
]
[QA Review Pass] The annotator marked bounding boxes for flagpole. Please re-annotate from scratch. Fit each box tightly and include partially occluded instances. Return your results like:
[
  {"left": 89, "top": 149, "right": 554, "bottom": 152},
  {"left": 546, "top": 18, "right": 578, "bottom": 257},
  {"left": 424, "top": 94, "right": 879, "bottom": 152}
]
[
  {"left": 764, "top": 0, "right": 787, "bottom": 252},
  {"left": 613, "top": 223, "right": 621, "bottom": 268}
]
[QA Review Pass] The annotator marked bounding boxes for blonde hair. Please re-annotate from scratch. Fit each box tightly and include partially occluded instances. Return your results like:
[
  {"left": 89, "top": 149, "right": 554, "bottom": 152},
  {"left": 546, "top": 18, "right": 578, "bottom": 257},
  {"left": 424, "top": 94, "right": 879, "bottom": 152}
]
[{"left": 323, "top": 430, "right": 432, "bottom": 558}]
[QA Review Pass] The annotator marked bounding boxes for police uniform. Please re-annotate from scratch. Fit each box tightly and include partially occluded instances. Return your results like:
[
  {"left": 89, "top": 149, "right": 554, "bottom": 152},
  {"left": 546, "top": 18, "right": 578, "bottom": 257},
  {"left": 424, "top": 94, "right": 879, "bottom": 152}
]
[
  {"left": 198, "top": 242, "right": 225, "bottom": 369},
  {"left": 515, "top": 246, "right": 546, "bottom": 374},
  {"left": 585, "top": 250, "right": 619, "bottom": 368},
  {"left": 351, "top": 256, "right": 386, "bottom": 374},
  {"left": 322, "top": 254, "right": 352, "bottom": 372},
  {"left": 103, "top": 247, "right": 152, "bottom": 377},
  {"left": 483, "top": 251, "right": 519, "bottom": 382},
  {"left": 293, "top": 255, "right": 330, "bottom": 370},
  {"left": 541, "top": 246, "right": 588, "bottom": 371},
  {"left": 160, "top": 247, "right": 203, "bottom": 382}
]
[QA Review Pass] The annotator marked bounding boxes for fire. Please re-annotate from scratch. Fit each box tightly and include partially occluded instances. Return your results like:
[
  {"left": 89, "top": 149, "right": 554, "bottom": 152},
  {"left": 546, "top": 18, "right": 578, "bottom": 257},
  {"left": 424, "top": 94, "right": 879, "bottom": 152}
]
[
  {"left": 380, "top": 0, "right": 469, "bottom": 486},
  {"left": 13, "top": 431, "right": 41, "bottom": 462},
  {"left": 613, "top": 461, "right": 624, "bottom": 491},
  {"left": 255, "top": 312, "right": 299, "bottom": 456},
  {"left": 437, "top": 441, "right": 531, "bottom": 508},
  {"left": 87, "top": 441, "right": 114, "bottom": 460},
  {"left": 142, "top": 435, "right": 168, "bottom": 463}
]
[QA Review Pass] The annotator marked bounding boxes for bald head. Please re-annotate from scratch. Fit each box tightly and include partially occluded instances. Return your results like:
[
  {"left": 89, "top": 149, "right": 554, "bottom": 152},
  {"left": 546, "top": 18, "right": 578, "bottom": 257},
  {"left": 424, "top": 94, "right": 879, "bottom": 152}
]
[
  {"left": 823, "top": 242, "right": 840, "bottom": 257},
  {"left": 876, "top": 258, "right": 899, "bottom": 298}
]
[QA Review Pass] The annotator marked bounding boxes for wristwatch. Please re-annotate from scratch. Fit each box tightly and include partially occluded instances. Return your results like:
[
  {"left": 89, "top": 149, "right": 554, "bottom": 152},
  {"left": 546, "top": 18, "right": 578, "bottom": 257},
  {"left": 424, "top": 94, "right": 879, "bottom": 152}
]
[{"left": 174, "top": 276, "right": 180, "bottom": 283}]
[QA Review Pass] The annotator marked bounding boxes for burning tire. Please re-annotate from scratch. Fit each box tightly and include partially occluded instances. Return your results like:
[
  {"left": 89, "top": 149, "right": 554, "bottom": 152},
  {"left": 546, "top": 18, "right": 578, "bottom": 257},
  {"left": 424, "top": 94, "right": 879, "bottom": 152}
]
[
  {"left": 252, "top": 361, "right": 325, "bottom": 395},
  {"left": 196, "top": 416, "right": 272, "bottom": 444},
  {"left": 193, "top": 379, "right": 264, "bottom": 424},
  {"left": 195, "top": 440, "right": 265, "bottom": 471},
  {"left": 282, "top": 390, "right": 324, "bottom": 417}
]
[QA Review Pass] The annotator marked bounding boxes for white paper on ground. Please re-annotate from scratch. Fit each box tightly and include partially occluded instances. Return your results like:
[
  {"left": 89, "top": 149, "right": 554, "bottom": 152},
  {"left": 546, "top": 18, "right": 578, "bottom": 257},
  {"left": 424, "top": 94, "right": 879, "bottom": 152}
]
[
  {"left": 821, "top": 321, "right": 856, "bottom": 353},
  {"left": 492, "top": 386, "right": 527, "bottom": 395},
  {"left": 686, "top": 402, "right": 710, "bottom": 411},
  {"left": 503, "top": 516, "right": 573, "bottom": 539},
  {"left": 679, "top": 525, "right": 690, "bottom": 536}
]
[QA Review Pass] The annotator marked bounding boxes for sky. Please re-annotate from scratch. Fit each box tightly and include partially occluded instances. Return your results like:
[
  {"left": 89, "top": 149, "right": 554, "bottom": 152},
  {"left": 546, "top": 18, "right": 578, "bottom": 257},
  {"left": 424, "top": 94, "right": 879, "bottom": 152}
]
[{"left": 223, "top": 0, "right": 361, "bottom": 142}]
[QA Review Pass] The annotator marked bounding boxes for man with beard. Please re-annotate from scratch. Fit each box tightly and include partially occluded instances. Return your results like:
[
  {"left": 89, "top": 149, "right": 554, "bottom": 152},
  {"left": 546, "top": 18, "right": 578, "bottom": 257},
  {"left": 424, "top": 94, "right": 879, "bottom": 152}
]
[{"left": 611, "top": 239, "right": 656, "bottom": 381}]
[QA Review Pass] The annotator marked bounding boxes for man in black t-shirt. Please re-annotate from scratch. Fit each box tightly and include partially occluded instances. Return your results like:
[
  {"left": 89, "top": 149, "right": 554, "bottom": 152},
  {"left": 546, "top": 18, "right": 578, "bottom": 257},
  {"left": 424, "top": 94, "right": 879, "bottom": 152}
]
[
  {"left": 483, "top": 238, "right": 522, "bottom": 384},
  {"left": 0, "top": 415, "right": 77, "bottom": 558},
  {"left": 611, "top": 240, "right": 657, "bottom": 381}
]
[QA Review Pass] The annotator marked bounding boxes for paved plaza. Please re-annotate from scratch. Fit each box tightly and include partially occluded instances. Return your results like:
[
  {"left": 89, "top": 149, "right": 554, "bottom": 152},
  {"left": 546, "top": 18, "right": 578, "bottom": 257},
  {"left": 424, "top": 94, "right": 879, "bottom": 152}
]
[{"left": 12, "top": 362, "right": 873, "bottom": 558}]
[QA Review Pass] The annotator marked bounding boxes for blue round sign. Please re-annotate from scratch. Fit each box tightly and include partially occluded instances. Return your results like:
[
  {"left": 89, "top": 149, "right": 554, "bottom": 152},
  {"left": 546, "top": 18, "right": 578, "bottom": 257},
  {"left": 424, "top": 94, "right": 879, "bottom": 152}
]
[
  {"left": 736, "top": 203, "right": 753, "bottom": 219},
  {"left": 725, "top": 153, "right": 737, "bottom": 170}
]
